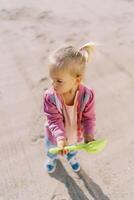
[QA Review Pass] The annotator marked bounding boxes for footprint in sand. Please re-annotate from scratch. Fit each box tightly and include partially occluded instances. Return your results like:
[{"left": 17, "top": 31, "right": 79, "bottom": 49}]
[
  {"left": 0, "top": 8, "right": 34, "bottom": 20},
  {"left": 37, "top": 10, "right": 53, "bottom": 21},
  {"left": 0, "top": 8, "right": 53, "bottom": 22},
  {"left": 35, "top": 33, "right": 47, "bottom": 42},
  {"left": 65, "top": 33, "right": 78, "bottom": 43}
]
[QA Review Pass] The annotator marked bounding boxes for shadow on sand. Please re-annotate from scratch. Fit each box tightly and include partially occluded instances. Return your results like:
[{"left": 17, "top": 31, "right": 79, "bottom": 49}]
[{"left": 50, "top": 160, "right": 110, "bottom": 200}]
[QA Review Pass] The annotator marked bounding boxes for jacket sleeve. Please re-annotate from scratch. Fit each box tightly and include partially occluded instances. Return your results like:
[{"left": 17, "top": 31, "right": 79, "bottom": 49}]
[
  {"left": 81, "top": 89, "right": 96, "bottom": 136},
  {"left": 43, "top": 93, "right": 66, "bottom": 142}
]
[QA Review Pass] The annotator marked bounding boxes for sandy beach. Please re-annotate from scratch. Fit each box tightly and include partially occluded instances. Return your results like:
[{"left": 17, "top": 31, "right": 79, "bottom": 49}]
[{"left": 0, "top": 0, "right": 134, "bottom": 199}]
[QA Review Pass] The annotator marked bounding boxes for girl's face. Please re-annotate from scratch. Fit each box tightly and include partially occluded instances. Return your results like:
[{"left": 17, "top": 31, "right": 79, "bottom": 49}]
[{"left": 50, "top": 70, "right": 80, "bottom": 94}]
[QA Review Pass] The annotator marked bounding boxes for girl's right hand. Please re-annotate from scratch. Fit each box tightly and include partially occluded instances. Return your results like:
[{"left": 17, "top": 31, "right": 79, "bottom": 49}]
[{"left": 57, "top": 139, "right": 69, "bottom": 156}]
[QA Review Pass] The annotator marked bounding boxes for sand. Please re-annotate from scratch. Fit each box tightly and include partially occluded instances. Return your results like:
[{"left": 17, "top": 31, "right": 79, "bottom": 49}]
[{"left": 0, "top": 0, "right": 134, "bottom": 199}]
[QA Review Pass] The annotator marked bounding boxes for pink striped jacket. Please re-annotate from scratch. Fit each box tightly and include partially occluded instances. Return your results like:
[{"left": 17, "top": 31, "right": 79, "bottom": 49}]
[{"left": 43, "top": 84, "right": 96, "bottom": 144}]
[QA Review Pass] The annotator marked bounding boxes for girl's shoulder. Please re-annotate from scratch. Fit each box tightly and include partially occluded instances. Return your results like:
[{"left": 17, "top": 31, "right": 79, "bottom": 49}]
[
  {"left": 43, "top": 87, "right": 58, "bottom": 101},
  {"left": 79, "top": 84, "right": 95, "bottom": 97},
  {"left": 78, "top": 84, "right": 95, "bottom": 110},
  {"left": 43, "top": 87, "right": 63, "bottom": 112},
  {"left": 43, "top": 87, "right": 56, "bottom": 105}
]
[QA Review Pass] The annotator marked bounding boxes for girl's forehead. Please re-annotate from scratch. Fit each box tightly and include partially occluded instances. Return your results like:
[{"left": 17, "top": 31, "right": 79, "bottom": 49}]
[{"left": 50, "top": 69, "right": 73, "bottom": 79}]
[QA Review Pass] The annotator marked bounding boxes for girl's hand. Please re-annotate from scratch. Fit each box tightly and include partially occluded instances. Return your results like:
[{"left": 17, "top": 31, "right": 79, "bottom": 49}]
[
  {"left": 84, "top": 134, "right": 95, "bottom": 144},
  {"left": 57, "top": 139, "right": 69, "bottom": 156}
]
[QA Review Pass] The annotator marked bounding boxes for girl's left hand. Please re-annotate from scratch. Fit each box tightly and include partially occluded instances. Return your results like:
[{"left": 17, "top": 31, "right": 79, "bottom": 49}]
[{"left": 57, "top": 140, "right": 69, "bottom": 156}]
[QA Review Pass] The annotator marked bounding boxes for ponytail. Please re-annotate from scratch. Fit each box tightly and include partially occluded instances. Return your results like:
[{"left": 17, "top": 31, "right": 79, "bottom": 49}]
[{"left": 79, "top": 42, "right": 95, "bottom": 63}]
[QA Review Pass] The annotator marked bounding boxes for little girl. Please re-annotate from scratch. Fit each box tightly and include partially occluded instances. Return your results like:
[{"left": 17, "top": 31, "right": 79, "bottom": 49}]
[{"left": 43, "top": 43, "right": 96, "bottom": 173}]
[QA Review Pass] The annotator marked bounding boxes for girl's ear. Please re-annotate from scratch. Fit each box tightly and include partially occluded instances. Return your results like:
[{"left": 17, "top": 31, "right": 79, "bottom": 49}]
[{"left": 76, "top": 75, "right": 83, "bottom": 84}]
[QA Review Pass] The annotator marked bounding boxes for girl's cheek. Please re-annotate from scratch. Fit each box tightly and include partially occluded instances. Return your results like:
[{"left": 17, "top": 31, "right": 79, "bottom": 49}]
[{"left": 55, "top": 87, "right": 63, "bottom": 94}]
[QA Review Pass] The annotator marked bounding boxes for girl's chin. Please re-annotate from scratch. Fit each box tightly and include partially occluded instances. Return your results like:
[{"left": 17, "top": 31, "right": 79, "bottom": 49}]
[
  {"left": 54, "top": 89, "right": 62, "bottom": 94},
  {"left": 54, "top": 88, "right": 69, "bottom": 95}
]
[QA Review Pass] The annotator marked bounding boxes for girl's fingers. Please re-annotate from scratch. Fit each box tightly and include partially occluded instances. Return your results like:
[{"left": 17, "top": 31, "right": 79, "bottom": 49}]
[
  {"left": 58, "top": 149, "right": 63, "bottom": 155},
  {"left": 63, "top": 149, "right": 69, "bottom": 155},
  {"left": 58, "top": 149, "right": 69, "bottom": 155}
]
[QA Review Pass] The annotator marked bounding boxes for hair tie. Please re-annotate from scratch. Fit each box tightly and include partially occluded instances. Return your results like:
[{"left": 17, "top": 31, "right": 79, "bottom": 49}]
[
  {"left": 79, "top": 49, "right": 89, "bottom": 62},
  {"left": 79, "top": 42, "right": 96, "bottom": 63}
]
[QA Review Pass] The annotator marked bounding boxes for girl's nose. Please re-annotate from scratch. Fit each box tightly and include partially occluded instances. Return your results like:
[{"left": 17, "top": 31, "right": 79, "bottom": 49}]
[
  {"left": 52, "top": 81, "right": 57, "bottom": 89},
  {"left": 52, "top": 81, "right": 56, "bottom": 87}
]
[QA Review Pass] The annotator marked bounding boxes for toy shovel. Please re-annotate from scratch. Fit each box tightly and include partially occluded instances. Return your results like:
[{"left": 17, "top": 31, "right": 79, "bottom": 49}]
[{"left": 49, "top": 139, "right": 107, "bottom": 154}]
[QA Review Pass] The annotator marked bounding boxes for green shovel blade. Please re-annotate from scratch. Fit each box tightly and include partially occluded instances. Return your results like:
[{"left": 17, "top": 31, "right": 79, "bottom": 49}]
[
  {"left": 49, "top": 139, "right": 107, "bottom": 154},
  {"left": 84, "top": 139, "right": 107, "bottom": 154}
]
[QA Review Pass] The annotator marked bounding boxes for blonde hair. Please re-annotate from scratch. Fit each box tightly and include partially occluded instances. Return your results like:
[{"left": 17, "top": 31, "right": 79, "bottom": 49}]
[{"left": 48, "top": 42, "right": 95, "bottom": 77}]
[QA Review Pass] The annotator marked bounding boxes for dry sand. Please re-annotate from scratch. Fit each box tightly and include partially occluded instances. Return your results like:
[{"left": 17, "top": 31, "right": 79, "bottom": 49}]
[{"left": 0, "top": 0, "right": 134, "bottom": 199}]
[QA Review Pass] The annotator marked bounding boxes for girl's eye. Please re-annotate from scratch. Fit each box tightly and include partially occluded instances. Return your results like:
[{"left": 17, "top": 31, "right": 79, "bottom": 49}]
[{"left": 57, "top": 80, "right": 63, "bottom": 83}]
